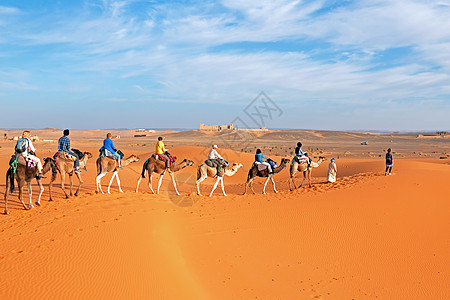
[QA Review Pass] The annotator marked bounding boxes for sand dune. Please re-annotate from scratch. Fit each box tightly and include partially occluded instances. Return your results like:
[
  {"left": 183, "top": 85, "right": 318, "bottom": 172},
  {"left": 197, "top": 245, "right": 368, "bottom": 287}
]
[{"left": 1, "top": 131, "right": 449, "bottom": 299}]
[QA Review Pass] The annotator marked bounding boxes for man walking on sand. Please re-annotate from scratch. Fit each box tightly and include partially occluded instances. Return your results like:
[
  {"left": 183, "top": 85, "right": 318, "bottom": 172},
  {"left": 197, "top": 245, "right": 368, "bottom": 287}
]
[
  {"left": 327, "top": 158, "right": 337, "bottom": 183},
  {"left": 385, "top": 148, "right": 393, "bottom": 175}
]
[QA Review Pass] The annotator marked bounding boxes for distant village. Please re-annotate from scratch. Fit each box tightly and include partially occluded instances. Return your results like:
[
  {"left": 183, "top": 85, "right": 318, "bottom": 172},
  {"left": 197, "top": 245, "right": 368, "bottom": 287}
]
[{"left": 199, "top": 123, "right": 268, "bottom": 132}]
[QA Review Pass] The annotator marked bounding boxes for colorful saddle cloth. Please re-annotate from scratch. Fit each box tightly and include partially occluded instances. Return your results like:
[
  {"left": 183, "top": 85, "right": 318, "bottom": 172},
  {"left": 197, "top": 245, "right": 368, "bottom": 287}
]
[
  {"left": 54, "top": 151, "right": 77, "bottom": 162},
  {"left": 151, "top": 153, "right": 176, "bottom": 166},
  {"left": 293, "top": 156, "right": 309, "bottom": 165},
  {"left": 9, "top": 154, "right": 37, "bottom": 171}
]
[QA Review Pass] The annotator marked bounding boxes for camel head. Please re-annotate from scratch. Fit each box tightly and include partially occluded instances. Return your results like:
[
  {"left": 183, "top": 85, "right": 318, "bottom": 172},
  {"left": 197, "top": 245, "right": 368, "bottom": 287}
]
[
  {"left": 230, "top": 163, "right": 243, "bottom": 172},
  {"left": 43, "top": 157, "right": 57, "bottom": 174},
  {"left": 127, "top": 154, "right": 140, "bottom": 162},
  {"left": 84, "top": 152, "right": 93, "bottom": 159},
  {"left": 280, "top": 158, "right": 290, "bottom": 165},
  {"left": 181, "top": 159, "right": 195, "bottom": 166}
]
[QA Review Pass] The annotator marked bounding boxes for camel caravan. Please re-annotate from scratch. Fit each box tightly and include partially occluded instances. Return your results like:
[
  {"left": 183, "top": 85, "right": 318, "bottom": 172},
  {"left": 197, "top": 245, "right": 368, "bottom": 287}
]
[{"left": 4, "top": 130, "right": 328, "bottom": 214}]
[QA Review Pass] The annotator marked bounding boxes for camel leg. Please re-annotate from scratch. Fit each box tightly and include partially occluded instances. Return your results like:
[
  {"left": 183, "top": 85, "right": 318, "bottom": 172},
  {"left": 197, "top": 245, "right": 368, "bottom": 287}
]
[
  {"left": 69, "top": 174, "right": 73, "bottom": 196},
  {"left": 209, "top": 177, "right": 221, "bottom": 197},
  {"left": 195, "top": 176, "right": 207, "bottom": 196},
  {"left": 157, "top": 173, "right": 165, "bottom": 195},
  {"left": 36, "top": 178, "right": 44, "bottom": 206},
  {"left": 249, "top": 178, "right": 256, "bottom": 194},
  {"left": 263, "top": 176, "right": 270, "bottom": 194},
  {"left": 116, "top": 172, "right": 123, "bottom": 193},
  {"left": 19, "top": 184, "right": 27, "bottom": 210},
  {"left": 170, "top": 173, "right": 180, "bottom": 196},
  {"left": 4, "top": 173, "right": 10, "bottom": 215},
  {"left": 308, "top": 170, "right": 312, "bottom": 188},
  {"left": 300, "top": 171, "right": 307, "bottom": 188},
  {"left": 271, "top": 176, "right": 278, "bottom": 193},
  {"left": 219, "top": 177, "right": 227, "bottom": 196},
  {"left": 27, "top": 182, "right": 34, "bottom": 209},
  {"left": 136, "top": 176, "right": 142, "bottom": 193},
  {"left": 49, "top": 173, "right": 55, "bottom": 201},
  {"left": 74, "top": 172, "right": 83, "bottom": 196},
  {"left": 96, "top": 172, "right": 107, "bottom": 194},
  {"left": 107, "top": 172, "right": 117, "bottom": 194},
  {"left": 61, "top": 172, "right": 69, "bottom": 198},
  {"left": 148, "top": 174, "right": 155, "bottom": 194}
]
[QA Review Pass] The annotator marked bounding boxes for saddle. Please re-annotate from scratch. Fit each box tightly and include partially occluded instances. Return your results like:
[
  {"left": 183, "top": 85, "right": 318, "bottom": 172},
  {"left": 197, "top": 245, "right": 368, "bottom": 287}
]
[
  {"left": 9, "top": 154, "right": 36, "bottom": 170},
  {"left": 294, "top": 156, "right": 309, "bottom": 165},
  {"left": 54, "top": 151, "right": 77, "bottom": 162},
  {"left": 151, "top": 153, "right": 176, "bottom": 166},
  {"left": 99, "top": 149, "right": 124, "bottom": 160},
  {"left": 254, "top": 162, "right": 267, "bottom": 172},
  {"left": 254, "top": 159, "right": 277, "bottom": 172},
  {"left": 205, "top": 158, "right": 229, "bottom": 168}
]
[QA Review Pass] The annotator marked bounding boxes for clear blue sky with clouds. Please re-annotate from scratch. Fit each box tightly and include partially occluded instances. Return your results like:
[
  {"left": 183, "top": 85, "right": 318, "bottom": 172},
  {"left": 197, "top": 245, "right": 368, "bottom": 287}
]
[{"left": 0, "top": 0, "right": 449, "bottom": 131}]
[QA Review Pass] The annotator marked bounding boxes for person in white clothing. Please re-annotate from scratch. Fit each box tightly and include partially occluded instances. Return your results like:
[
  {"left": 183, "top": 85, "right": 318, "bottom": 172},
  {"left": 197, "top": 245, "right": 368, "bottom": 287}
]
[
  {"left": 327, "top": 158, "right": 337, "bottom": 183},
  {"left": 208, "top": 145, "right": 225, "bottom": 176},
  {"left": 18, "top": 130, "right": 44, "bottom": 176},
  {"left": 208, "top": 145, "right": 223, "bottom": 160}
]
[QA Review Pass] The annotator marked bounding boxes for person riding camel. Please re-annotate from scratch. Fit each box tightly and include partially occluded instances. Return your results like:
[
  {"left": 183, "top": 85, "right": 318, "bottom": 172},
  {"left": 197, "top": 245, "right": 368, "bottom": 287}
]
[
  {"left": 208, "top": 145, "right": 225, "bottom": 177},
  {"left": 255, "top": 148, "right": 273, "bottom": 174},
  {"left": 155, "top": 136, "right": 170, "bottom": 170},
  {"left": 15, "top": 130, "right": 45, "bottom": 179},
  {"left": 58, "top": 129, "right": 81, "bottom": 173},
  {"left": 99, "top": 133, "right": 122, "bottom": 169},
  {"left": 295, "top": 142, "right": 311, "bottom": 164}
]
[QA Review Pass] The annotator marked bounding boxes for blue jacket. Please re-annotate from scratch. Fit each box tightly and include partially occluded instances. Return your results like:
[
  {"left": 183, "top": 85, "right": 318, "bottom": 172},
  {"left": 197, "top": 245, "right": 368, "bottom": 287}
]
[
  {"left": 100, "top": 137, "right": 117, "bottom": 153},
  {"left": 255, "top": 153, "right": 269, "bottom": 163}
]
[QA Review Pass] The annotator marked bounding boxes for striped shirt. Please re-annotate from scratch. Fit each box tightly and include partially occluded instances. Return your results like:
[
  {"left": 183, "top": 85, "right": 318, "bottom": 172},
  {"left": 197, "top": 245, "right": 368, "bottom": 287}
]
[{"left": 58, "top": 136, "right": 71, "bottom": 152}]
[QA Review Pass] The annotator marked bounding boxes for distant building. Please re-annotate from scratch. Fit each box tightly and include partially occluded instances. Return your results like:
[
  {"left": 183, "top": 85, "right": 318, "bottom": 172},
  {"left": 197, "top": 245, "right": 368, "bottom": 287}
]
[
  {"left": 199, "top": 123, "right": 268, "bottom": 132},
  {"left": 200, "top": 123, "right": 235, "bottom": 132}
]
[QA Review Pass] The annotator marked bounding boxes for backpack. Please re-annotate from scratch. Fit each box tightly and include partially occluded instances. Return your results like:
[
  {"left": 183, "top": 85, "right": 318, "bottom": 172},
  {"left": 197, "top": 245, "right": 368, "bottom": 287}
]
[{"left": 15, "top": 138, "right": 28, "bottom": 153}]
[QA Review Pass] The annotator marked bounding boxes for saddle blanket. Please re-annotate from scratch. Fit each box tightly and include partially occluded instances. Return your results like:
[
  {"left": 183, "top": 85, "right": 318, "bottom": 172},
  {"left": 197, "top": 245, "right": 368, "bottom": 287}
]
[
  {"left": 255, "top": 161, "right": 268, "bottom": 171},
  {"left": 152, "top": 154, "right": 176, "bottom": 166},
  {"left": 15, "top": 154, "right": 37, "bottom": 168},
  {"left": 55, "top": 151, "right": 77, "bottom": 162},
  {"left": 295, "top": 156, "right": 309, "bottom": 164}
]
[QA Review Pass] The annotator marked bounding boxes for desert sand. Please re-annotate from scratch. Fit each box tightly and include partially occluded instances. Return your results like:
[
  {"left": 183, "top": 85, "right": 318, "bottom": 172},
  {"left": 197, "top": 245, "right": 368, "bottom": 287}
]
[{"left": 0, "top": 129, "right": 449, "bottom": 299}]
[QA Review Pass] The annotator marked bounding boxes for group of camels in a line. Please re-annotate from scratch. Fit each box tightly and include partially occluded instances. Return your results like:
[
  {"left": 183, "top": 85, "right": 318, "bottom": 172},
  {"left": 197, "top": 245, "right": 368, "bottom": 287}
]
[{"left": 4, "top": 150, "right": 326, "bottom": 214}]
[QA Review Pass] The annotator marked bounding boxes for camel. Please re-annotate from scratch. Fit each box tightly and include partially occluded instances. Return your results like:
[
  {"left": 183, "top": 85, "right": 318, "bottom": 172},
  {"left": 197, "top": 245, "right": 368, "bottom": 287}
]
[
  {"left": 96, "top": 155, "right": 140, "bottom": 194},
  {"left": 243, "top": 158, "right": 290, "bottom": 195},
  {"left": 48, "top": 151, "right": 93, "bottom": 201},
  {"left": 135, "top": 157, "right": 194, "bottom": 195},
  {"left": 4, "top": 157, "right": 54, "bottom": 214},
  {"left": 288, "top": 156, "right": 326, "bottom": 190},
  {"left": 196, "top": 162, "right": 243, "bottom": 197}
]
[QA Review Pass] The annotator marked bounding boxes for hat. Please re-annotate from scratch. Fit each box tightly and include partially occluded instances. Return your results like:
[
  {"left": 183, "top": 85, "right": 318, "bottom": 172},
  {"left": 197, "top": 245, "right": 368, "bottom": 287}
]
[
  {"left": 213, "top": 145, "right": 218, "bottom": 149},
  {"left": 331, "top": 158, "right": 335, "bottom": 162}
]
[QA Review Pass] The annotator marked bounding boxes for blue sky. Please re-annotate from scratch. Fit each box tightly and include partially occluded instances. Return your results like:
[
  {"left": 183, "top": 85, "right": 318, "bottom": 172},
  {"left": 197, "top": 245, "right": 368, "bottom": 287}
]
[{"left": 0, "top": 0, "right": 449, "bottom": 131}]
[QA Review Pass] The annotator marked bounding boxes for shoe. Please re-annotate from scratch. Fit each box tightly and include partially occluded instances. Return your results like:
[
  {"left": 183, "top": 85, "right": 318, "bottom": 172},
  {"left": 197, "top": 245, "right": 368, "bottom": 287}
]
[
  {"left": 388, "top": 173, "right": 392, "bottom": 175},
  {"left": 385, "top": 172, "right": 387, "bottom": 176},
  {"left": 75, "top": 168, "right": 81, "bottom": 174}
]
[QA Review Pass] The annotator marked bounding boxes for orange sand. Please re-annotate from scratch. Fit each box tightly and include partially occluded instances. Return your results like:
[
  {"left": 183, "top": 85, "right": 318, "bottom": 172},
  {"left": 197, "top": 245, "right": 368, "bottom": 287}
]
[{"left": 0, "top": 136, "right": 449, "bottom": 299}]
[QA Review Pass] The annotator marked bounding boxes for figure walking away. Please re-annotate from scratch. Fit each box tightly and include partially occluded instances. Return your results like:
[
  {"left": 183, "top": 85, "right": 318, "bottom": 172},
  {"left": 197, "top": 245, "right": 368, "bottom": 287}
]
[
  {"left": 327, "top": 158, "right": 337, "bottom": 183},
  {"left": 385, "top": 148, "right": 393, "bottom": 175}
]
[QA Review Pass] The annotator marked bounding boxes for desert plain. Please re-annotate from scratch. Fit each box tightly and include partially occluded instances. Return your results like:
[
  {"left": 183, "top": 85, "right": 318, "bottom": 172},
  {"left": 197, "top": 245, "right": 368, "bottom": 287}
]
[{"left": 0, "top": 128, "right": 449, "bottom": 299}]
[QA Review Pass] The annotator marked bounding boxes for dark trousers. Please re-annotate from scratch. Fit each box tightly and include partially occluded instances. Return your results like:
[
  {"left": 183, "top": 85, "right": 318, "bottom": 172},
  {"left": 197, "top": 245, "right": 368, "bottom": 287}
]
[{"left": 385, "top": 166, "right": 392, "bottom": 173}]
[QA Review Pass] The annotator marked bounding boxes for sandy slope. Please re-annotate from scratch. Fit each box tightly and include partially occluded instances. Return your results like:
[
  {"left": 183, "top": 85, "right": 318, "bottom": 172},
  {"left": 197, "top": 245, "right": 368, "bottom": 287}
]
[{"left": 1, "top": 143, "right": 449, "bottom": 299}]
